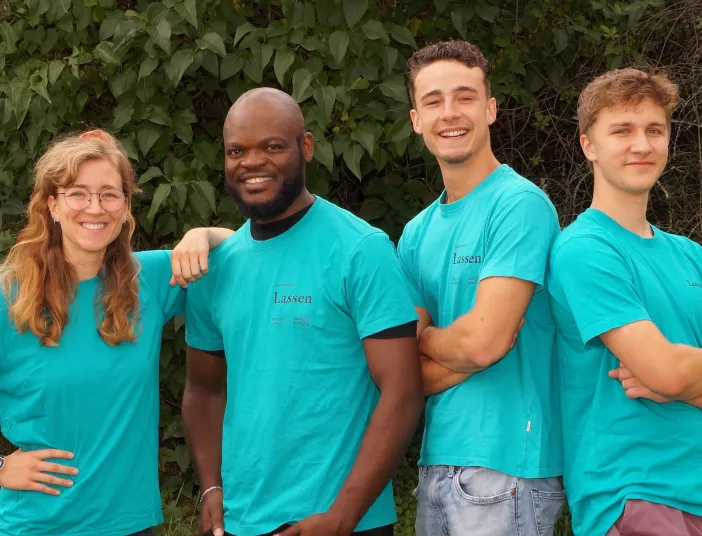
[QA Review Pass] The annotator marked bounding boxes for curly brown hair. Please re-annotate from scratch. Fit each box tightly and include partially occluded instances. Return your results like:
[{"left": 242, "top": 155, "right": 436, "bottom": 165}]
[
  {"left": 407, "top": 40, "right": 491, "bottom": 105},
  {"left": 578, "top": 68, "right": 680, "bottom": 135}
]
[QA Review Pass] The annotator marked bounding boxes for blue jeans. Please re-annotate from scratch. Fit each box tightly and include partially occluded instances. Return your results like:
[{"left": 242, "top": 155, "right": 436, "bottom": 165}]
[{"left": 414, "top": 466, "right": 565, "bottom": 536}]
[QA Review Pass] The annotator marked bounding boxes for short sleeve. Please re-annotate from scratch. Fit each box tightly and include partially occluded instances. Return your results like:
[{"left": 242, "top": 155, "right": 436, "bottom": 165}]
[
  {"left": 185, "top": 276, "right": 224, "bottom": 352},
  {"left": 481, "top": 191, "right": 559, "bottom": 289},
  {"left": 397, "top": 229, "right": 426, "bottom": 309},
  {"left": 344, "top": 232, "right": 419, "bottom": 339},
  {"left": 548, "top": 236, "right": 651, "bottom": 346},
  {"left": 135, "top": 250, "right": 185, "bottom": 322}
]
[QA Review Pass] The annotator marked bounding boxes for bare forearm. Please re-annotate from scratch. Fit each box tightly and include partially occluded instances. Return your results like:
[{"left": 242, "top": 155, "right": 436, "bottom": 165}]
[
  {"left": 327, "top": 389, "right": 424, "bottom": 532},
  {"left": 419, "top": 324, "right": 489, "bottom": 374},
  {"left": 182, "top": 388, "right": 226, "bottom": 489},
  {"left": 420, "top": 355, "right": 470, "bottom": 395},
  {"left": 206, "top": 227, "right": 234, "bottom": 249}
]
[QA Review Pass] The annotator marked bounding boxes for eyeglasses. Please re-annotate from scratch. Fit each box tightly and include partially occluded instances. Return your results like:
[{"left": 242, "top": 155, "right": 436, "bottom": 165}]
[{"left": 57, "top": 187, "right": 126, "bottom": 212}]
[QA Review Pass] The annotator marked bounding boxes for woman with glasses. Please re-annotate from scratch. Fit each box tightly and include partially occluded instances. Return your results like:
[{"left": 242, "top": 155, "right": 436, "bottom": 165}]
[{"left": 0, "top": 130, "right": 231, "bottom": 536}]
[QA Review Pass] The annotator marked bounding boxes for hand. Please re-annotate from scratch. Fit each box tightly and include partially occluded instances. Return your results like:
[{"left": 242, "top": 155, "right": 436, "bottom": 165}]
[
  {"left": 609, "top": 363, "right": 672, "bottom": 403},
  {"left": 199, "top": 488, "right": 224, "bottom": 536},
  {"left": 170, "top": 228, "right": 211, "bottom": 288},
  {"left": 278, "top": 513, "right": 349, "bottom": 536},
  {"left": 0, "top": 448, "right": 78, "bottom": 495}
]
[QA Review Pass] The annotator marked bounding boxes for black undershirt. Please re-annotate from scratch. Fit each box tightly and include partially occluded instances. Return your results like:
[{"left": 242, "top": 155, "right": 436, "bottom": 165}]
[{"left": 203, "top": 202, "right": 417, "bottom": 359}]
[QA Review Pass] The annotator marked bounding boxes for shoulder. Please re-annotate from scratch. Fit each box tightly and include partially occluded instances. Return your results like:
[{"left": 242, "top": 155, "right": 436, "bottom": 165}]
[
  {"left": 400, "top": 196, "right": 442, "bottom": 243},
  {"left": 314, "top": 197, "right": 393, "bottom": 250},
  {"left": 550, "top": 218, "right": 621, "bottom": 267},
  {"left": 660, "top": 230, "right": 702, "bottom": 254},
  {"left": 492, "top": 167, "right": 557, "bottom": 216}
]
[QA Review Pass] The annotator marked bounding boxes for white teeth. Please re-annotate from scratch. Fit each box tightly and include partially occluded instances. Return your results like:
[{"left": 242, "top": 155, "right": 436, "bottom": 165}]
[
  {"left": 244, "top": 177, "right": 273, "bottom": 184},
  {"left": 81, "top": 223, "right": 105, "bottom": 230},
  {"left": 440, "top": 130, "right": 467, "bottom": 137}
]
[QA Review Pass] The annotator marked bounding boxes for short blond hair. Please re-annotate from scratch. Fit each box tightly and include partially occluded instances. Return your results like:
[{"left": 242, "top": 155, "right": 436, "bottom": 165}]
[{"left": 578, "top": 68, "right": 680, "bottom": 135}]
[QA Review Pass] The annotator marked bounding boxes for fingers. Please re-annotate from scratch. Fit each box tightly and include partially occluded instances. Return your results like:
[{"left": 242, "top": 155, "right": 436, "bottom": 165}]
[
  {"left": 608, "top": 368, "right": 620, "bottom": 379},
  {"left": 38, "top": 461, "right": 78, "bottom": 476},
  {"left": 33, "top": 449, "right": 74, "bottom": 461},
  {"left": 29, "top": 482, "right": 62, "bottom": 496},
  {"left": 198, "top": 250, "right": 209, "bottom": 275},
  {"left": 278, "top": 526, "right": 299, "bottom": 536},
  {"left": 624, "top": 386, "right": 648, "bottom": 399},
  {"left": 34, "top": 472, "right": 74, "bottom": 488}
]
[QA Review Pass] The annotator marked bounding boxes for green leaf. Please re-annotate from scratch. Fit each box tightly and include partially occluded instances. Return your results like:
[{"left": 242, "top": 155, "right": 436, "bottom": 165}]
[
  {"left": 146, "top": 2, "right": 168, "bottom": 23},
  {"left": 313, "top": 85, "right": 336, "bottom": 123},
  {"left": 342, "top": 0, "right": 367, "bottom": 28},
  {"left": 59, "top": 0, "right": 71, "bottom": 14},
  {"left": 329, "top": 31, "right": 349, "bottom": 64},
  {"left": 194, "top": 141, "right": 217, "bottom": 169},
  {"left": 110, "top": 68, "right": 136, "bottom": 99},
  {"left": 139, "top": 166, "right": 163, "bottom": 184},
  {"left": 173, "top": 182, "right": 188, "bottom": 211},
  {"left": 30, "top": 70, "right": 51, "bottom": 103},
  {"left": 148, "top": 105, "right": 172, "bottom": 127},
  {"left": 138, "top": 123, "right": 162, "bottom": 156},
  {"left": 195, "top": 181, "right": 217, "bottom": 212},
  {"left": 274, "top": 48, "right": 295, "bottom": 85},
  {"left": 139, "top": 57, "right": 159, "bottom": 80},
  {"left": 314, "top": 138, "right": 334, "bottom": 172},
  {"left": 553, "top": 28, "right": 568, "bottom": 54},
  {"left": 233, "top": 22, "right": 256, "bottom": 47},
  {"left": 387, "top": 23, "right": 417, "bottom": 48},
  {"left": 351, "top": 123, "right": 376, "bottom": 155},
  {"left": 379, "top": 78, "right": 409, "bottom": 105},
  {"left": 391, "top": 120, "right": 413, "bottom": 142},
  {"left": 148, "top": 183, "right": 171, "bottom": 222},
  {"left": 10, "top": 79, "right": 31, "bottom": 128},
  {"left": 173, "top": 121, "right": 193, "bottom": 144},
  {"left": 291, "top": 68, "right": 315, "bottom": 103},
  {"left": 48, "top": 60, "right": 64, "bottom": 85},
  {"left": 198, "top": 32, "right": 227, "bottom": 57},
  {"left": 175, "top": 0, "right": 198, "bottom": 29},
  {"left": 361, "top": 20, "right": 388, "bottom": 42},
  {"left": 343, "top": 144, "right": 364, "bottom": 179},
  {"left": 149, "top": 19, "right": 171, "bottom": 54},
  {"left": 220, "top": 54, "right": 244, "bottom": 81},
  {"left": 202, "top": 51, "right": 219, "bottom": 77},
  {"left": 434, "top": 0, "right": 450, "bottom": 14},
  {"left": 93, "top": 41, "right": 121, "bottom": 66},
  {"left": 359, "top": 198, "right": 387, "bottom": 221},
  {"left": 475, "top": 2, "right": 499, "bottom": 23},
  {"left": 451, "top": 10, "right": 466, "bottom": 39},
  {"left": 166, "top": 49, "right": 194, "bottom": 87}
]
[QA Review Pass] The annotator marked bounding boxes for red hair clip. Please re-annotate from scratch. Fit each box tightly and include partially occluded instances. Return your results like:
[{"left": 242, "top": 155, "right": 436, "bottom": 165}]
[{"left": 79, "top": 129, "right": 116, "bottom": 145}]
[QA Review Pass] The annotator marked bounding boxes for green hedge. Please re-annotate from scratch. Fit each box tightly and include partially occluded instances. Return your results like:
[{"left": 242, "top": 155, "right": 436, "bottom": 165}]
[{"left": 2, "top": 1, "right": 700, "bottom": 534}]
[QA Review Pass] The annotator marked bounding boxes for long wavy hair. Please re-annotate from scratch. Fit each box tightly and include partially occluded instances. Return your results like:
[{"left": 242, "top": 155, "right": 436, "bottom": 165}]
[{"left": 0, "top": 130, "right": 141, "bottom": 346}]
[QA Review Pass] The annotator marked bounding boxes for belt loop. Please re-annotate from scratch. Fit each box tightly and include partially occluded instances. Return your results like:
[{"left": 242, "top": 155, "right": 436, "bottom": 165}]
[{"left": 447, "top": 465, "right": 455, "bottom": 477}]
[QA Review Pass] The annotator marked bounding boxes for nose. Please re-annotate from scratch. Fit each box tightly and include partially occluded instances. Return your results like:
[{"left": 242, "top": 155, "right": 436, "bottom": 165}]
[
  {"left": 631, "top": 130, "right": 653, "bottom": 155},
  {"left": 240, "top": 149, "right": 267, "bottom": 169},
  {"left": 84, "top": 194, "right": 105, "bottom": 214},
  {"left": 439, "top": 97, "right": 461, "bottom": 122}
]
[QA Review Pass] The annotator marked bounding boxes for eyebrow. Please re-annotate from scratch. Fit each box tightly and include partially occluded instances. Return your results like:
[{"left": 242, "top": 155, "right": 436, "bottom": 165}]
[
  {"left": 608, "top": 121, "right": 667, "bottom": 128},
  {"left": 226, "top": 137, "right": 287, "bottom": 148},
  {"left": 69, "top": 183, "right": 121, "bottom": 190},
  {"left": 421, "top": 85, "right": 479, "bottom": 100}
]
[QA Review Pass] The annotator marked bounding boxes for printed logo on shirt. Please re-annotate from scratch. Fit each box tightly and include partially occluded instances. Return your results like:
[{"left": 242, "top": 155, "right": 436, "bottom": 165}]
[
  {"left": 452, "top": 275, "right": 479, "bottom": 287},
  {"left": 273, "top": 282, "right": 313, "bottom": 304},
  {"left": 687, "top": 280, "right": 702, "bottom": 289}
]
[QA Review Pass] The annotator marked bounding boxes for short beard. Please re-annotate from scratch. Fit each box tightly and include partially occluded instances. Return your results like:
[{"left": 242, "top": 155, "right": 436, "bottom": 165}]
[
  {"left": 440, "top": 149, "right": 474, "bottom": 165},
  {"left": 225, "top": 150, "right": 306, "bottom": 221}
]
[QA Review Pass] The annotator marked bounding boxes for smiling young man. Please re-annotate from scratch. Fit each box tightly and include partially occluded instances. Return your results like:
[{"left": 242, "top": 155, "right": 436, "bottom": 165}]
[
  {"left": 397, "top": 41, "right": 564, "bottom": 536},
  {"left": 547, "top": 69, "right": 702, "bottom": 536},
  {"left": 181, "top": 87, "right": 424, "bottom": 536}
]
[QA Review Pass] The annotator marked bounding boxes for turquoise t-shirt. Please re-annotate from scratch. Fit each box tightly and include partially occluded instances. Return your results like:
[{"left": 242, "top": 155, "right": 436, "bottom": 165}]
[
  {"left": 0, "top": 250, "right": 184, "bottom": 536},
  {"left": 547, "top": 208, "right": 702, "bottom": 536},
  {"left": 185, "top": 197, "right": 418, "bottom": 536},
  {"left": 398, "top": 164, "right": 562, "bottom": 478}
]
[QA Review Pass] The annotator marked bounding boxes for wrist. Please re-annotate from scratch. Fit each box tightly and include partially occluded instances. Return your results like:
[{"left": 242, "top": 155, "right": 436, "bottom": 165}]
[{"left": 326, "top": 504, "right": 359, "bottom": 535}]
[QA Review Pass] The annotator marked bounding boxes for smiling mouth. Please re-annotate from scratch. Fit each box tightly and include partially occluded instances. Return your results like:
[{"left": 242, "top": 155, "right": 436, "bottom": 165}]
[
  {"left": 439, "top": 130, "right": 468, "bottom": 138},
  {"left": 241, "top": 176, "right": 274, "bottom": 184},
  {"left": 81, "top": 223, "right": 106, "bottom": 230}
]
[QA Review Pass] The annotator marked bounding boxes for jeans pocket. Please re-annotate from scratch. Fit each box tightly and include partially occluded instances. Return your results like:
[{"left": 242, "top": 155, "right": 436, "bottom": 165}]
[
  {"left": 412, "top": 467, "right": 426, "bottom": 498},
  {"left": 531, "top": 489, "right": 566, "bottom": 536},
  {"left": 452, "top": 467, "right": 517, "bottom": 504}
]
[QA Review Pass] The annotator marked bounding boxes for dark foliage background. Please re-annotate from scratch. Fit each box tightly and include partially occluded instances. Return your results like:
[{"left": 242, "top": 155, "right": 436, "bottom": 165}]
[{"left": 1, "top": 0, "right": 701, "bottom": 534}]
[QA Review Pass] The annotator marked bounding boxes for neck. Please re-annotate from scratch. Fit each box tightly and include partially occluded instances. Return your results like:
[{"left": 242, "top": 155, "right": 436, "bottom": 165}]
[
  {"left": 439, "top": 146, "right": 501, "bottom": 203},
  {"left": 255, "top": 189, "right": 315, "bottom": 224},
  {"left": 63, "top": 243, "right": 106, "bottom": 281},
  {"left": 591, "top": 170, "right": 652, "bottom": 237}
]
